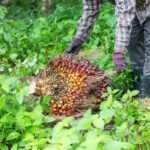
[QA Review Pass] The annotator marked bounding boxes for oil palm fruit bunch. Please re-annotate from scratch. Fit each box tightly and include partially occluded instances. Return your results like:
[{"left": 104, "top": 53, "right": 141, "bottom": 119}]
[{"left": 28, "top": 54, "right": 110, "bottom": 117}]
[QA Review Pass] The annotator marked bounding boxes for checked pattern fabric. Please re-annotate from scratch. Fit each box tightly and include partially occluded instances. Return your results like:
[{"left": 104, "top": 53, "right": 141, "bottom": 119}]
[{"left": 75, "top": 0, "right": 150, "bottom": 52}]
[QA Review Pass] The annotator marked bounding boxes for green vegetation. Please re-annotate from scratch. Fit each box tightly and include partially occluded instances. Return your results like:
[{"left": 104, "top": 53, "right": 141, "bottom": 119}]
[{"left": 0, "top": 0, "right": 149, "bottom": 149}]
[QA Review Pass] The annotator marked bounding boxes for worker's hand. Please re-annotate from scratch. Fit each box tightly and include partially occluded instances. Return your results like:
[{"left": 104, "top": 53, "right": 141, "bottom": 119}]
[
  {"left": 113, "top": 51, "right": 127, "bottom": 73},
  {"left": 64, "top": 38, "right": 83, "bottom": 55}
]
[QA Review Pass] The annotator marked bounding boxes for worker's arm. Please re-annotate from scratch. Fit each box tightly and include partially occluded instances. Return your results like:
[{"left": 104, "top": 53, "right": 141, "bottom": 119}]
[
  {"left": 114, "top": 0, "right": 136, "bottom": 52},
  {"left": 113, "top": 0, "right": 136, "bottom": 72},
  {"left": 65, "top": 0, "right": 101, "bottom": 54},
  {"left": 75, "top": 0, "right": 101, "bottom": 42}
]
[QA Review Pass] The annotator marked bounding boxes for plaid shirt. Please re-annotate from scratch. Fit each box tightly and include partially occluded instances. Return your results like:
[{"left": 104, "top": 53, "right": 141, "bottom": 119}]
[{"left": 75, "top": 0, "right": 150, "bottom": 52}]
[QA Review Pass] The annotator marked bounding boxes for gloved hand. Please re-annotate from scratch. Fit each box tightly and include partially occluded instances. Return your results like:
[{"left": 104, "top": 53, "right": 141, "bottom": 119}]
[
  {"left": 64, "top": 38, "right": 83, "bottom": 55},
  {"left": 113, "top": 51, "right": 127, "bottom": 73}
]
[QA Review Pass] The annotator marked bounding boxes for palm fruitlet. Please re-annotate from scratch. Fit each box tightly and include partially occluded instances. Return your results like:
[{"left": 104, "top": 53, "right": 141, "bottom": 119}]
[{"left": 27, "top": 54, "right": 110, "bottom": 117}]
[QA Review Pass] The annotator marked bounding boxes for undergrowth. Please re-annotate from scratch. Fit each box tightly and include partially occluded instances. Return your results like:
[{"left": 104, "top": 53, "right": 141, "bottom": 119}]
[{"left": 0, "top": 1, "right": 149, "bottom": 149}]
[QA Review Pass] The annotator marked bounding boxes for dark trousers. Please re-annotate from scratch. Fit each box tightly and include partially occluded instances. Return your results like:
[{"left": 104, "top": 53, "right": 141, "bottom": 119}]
[{"left": 127, "top": 16, "right": 150, "bottom": 75}]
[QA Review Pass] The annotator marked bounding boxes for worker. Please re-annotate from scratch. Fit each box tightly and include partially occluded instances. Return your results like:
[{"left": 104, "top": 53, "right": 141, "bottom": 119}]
[{"left": 65, "top": 0, "right": 150, "bottom": 98}]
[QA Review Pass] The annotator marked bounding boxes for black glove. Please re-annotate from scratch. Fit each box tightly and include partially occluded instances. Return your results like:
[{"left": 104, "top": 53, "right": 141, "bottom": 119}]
[{"left": 64, "top": 38, "right": 83, "bottom": 55}]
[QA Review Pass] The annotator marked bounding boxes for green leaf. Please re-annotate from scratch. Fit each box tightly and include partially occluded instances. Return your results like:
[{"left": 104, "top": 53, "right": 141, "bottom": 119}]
[
  {"left": 77, "top": 118, "right": 92, "bottom": 130},
  {"left": 9, "top": 53, "right": 18, "bottom": 60},
  {"left": 122, "top": 93, "right": 129, "bottom": 101},
  {"left": 112, "top": 89, "right": 119, "bottom": 94},
  {"left": 34, "top": 105, "right": 43, "bottom": 114},
  {"left": 16, "top": 91, "right": 24, "bottom": 104},
  {"left": 100, "top": 101, "right": 111, "bottom": 110},
  {"left": 115, "top": 122, "right": 128, "bottom": 139},
  {"left": 103, "top": 141, "right": 134, "bottom": 150},
  {"left": 107, "top": 87, "right": 112, "bottom": 93},
  {"left": 43, "top": 96, "right": 51, "bottom": 104},
  {"left": 84, "top": 109, "right": 92, "bottom": 118},
  {"left": 44, "top": 116, "right": 56, "bottom": 123},
  {"left": 45, "top": 117, "right": 56, "bottom": 123},
  {"left": 93, "top": 117, "right": 104, "bottom": 130},
  {"left": 2, "top": 84, "right": 10, "bottom": 93},
  {"left": 5, "top": 77, "right": 18, "bottom": 85},
  {"left": 6, "top": 132, "right": 20, "bottom": 141},
  {"left": 100, "top": 109, "right": 115, "bottom": 120},
  {"left": 0, "top": 75, "right": 5, "bottom": 83},
  {"left": 0, "top": 144, "right": 8, "bottom": 150},
  {"left": 107, "top": 95, "right": 113, "bottom": 102},
  {"left": 0, "top": 98, "right": 5, "bottom": 109},
  {"left": 101, "top": 92, "right": 108, "bottom": 98},
  {"left": 59, "top": 117, "right": 74, "bottom": 127},
  {"left": 23, "top": 134, "right": 34, "bottom": 142},
  {"left": 37, "top": 138, "right": 48, "bottom": 145},
  {"left": 0, "top": 6, "right": 7, "bottom": 19},
  {"left": 131, "top": 90, "right": 139, "bottom": 97},
  {"left": 106, "top": 15, "right": 116, "bottom": 28},
  {"left": 11, "top": 144, "right": 18, "bottom": 150}
]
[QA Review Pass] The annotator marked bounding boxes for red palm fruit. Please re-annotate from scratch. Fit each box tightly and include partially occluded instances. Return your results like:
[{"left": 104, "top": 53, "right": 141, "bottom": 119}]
[
  {"left": 52, "top": 107, "right": 56, "bottom": 112},
  {"left": 57, "top": 104, "right": 62, "bottom": 108},
  {"left": 66, "top": 110, "right": 71, "bottom": 116},
  {"left": 51, "top": 99, "right": 54, "bottom": 103},
  {"left": 69, "top": 96, "right": 74, "bottom": 101},
  {"left": 59, "top": 109, "right": 63, "bottom": 114},
  {"left": 59, "top": 100, "right": 63, "bottom": 104},
  {"left": 33, "top": 54, "right": 110, "bottom": 116},
  {"left": 82, "top": 96, "right": 87, "bottom": 99},
  {"left": 62, "top": 111, "right": 66, "bottom": 114},
  {"left": 62, "top": 106, "right": 66, "bottom": 110}
]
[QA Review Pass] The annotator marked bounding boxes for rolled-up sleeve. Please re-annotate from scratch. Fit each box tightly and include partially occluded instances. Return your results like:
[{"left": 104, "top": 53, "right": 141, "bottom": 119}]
[
  {"left": 75, "top": 0, "right": 101, "bottom": 42},
  {"left": 115, "top": 0, "right": 136, "bottom": 52}
]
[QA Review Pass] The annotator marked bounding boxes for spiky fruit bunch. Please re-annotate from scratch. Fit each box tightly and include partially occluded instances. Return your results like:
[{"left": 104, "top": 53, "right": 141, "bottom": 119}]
[{"left": 32, "top": 54, "right": 110, "bottom": 116}]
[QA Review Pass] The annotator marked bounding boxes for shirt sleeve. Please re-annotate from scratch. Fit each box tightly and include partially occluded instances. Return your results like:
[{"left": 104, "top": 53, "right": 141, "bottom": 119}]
[
  {"left": 75, "top": 0, "right": 101, "bottom": 42},
  {"left": 114, "top": 0, "right": 136, "bottom": 52}
]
